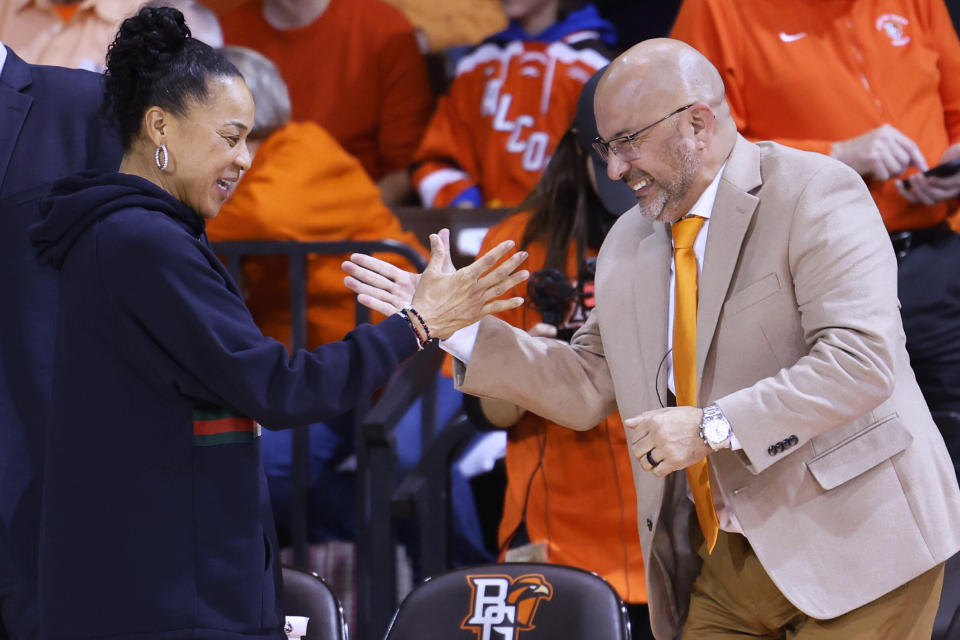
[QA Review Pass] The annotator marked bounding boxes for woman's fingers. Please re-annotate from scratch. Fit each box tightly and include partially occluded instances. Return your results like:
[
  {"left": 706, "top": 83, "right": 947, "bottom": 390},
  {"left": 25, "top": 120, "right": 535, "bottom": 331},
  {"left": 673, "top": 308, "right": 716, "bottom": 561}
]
[
  {"left": 343, "top": 275, "right": 400, "bottom": 304},
  {"left": 349, "top": 252, "right": 403, "bottom": 277},
  {"left": 355, "top": 293, "right": 402, "bottom": 317},
  {"left": 342, "top": 258, "right": 399, "bottom": 290},
  {"left": 437, "top": 228, "right": 455, "bottom": 274}
]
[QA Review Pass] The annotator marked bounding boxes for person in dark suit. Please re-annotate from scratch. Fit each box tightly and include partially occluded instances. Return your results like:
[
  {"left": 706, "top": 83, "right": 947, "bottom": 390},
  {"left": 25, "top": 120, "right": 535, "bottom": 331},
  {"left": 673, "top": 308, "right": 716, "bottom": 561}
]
[{"left": 0, "top": 42, "right": 123, "bottom": 640}]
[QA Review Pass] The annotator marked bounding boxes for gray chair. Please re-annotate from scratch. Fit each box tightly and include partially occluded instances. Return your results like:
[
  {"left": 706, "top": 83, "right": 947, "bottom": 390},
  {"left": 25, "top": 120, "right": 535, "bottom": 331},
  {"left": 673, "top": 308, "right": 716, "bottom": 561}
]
[
  {"left": 383, "top": 563, "right": 631, "bottom": 640},
  {"left": 282, "top": 565, "right": 348, "bottom": 640}
]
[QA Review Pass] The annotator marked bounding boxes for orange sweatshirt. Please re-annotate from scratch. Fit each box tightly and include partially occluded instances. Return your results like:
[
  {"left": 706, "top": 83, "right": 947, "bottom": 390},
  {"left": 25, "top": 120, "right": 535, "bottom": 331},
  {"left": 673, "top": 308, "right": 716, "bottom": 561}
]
[
  {"left": 220, "top": 0, "right": 433, "bottom": 181},
  {"left": 206, "top": 122, "right": 426, "bottom": 349},
  {"left": 478, "top": 211, "right": 647, "bottom": 604},
  {"left": 671, "top": 0, "right": 960, "bottom": 231}
]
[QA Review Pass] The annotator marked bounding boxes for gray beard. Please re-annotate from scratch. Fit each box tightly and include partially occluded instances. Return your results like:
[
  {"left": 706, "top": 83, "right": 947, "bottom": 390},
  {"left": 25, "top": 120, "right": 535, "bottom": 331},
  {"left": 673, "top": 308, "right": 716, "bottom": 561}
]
[{"left": 637, "top": 144, "right": 700, "bottom": 223}]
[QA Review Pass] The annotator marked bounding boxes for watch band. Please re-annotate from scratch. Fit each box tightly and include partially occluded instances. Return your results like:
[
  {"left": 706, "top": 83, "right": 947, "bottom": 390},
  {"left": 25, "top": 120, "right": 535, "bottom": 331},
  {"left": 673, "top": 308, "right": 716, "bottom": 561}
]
[{"left": 699, "top": 403, "right": 732, "bottom": 451}]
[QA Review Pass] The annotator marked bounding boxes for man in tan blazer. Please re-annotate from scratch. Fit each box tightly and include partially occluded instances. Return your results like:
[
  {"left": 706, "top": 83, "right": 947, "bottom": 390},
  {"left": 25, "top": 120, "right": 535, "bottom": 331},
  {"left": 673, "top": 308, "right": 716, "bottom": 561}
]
[{"left": 343, "top": 38, "right": 960, "bottom": 639}]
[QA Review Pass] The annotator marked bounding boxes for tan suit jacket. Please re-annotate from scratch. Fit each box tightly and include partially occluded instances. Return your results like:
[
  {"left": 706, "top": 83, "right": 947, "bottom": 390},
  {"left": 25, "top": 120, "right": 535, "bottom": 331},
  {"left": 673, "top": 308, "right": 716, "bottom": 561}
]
[{"left": 455, "top": 135, "right": 960, "bottom": 639}]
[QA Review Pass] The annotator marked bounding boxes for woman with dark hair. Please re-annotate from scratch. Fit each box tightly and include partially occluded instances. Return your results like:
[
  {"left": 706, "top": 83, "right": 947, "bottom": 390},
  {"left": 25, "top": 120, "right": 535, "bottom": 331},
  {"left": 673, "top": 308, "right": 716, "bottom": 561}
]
[{"left": 28, "top": 7, "right": 527, "bottom": 639}]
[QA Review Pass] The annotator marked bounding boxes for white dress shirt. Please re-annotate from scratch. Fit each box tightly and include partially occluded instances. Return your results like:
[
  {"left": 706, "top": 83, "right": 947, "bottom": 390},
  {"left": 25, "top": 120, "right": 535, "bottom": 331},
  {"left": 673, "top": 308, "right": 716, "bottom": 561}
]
[{"left": 0, "top": 41, "right": 8, "bottom": 76}]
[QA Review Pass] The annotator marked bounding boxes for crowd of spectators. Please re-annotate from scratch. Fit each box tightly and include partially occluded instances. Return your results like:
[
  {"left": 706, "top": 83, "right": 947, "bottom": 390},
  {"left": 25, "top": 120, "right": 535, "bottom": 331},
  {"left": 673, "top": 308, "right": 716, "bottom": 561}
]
[{"left": 3, "top": 0, "right": 960, "bottom": 638}]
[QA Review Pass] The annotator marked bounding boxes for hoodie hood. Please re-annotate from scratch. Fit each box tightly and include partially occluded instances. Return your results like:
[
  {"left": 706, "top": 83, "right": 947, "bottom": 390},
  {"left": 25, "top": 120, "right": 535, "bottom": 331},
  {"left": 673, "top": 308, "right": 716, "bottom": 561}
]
[
  {"left": 491, "top": 4, "right": 618, "bottom": 47},
  {"left": 31, "top": 170, "right": 204, "bottom": 269}
]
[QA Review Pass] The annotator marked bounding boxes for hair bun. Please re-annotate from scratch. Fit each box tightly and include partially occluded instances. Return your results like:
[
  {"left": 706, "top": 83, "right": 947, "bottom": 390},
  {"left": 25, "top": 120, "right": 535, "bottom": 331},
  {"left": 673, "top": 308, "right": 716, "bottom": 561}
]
[{"left": 106, "top": 6, "right": 191, "bottom": 80}]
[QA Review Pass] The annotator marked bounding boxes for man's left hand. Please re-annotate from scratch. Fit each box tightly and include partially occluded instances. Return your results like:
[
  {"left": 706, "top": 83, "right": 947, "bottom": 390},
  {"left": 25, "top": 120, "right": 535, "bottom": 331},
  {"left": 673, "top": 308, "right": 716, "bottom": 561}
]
[
  {"left": 897, "top": 143, "right": 960, "bottom": 205},
  {"left": 625, "top": 406, "right": 711, "bottom": 477}
]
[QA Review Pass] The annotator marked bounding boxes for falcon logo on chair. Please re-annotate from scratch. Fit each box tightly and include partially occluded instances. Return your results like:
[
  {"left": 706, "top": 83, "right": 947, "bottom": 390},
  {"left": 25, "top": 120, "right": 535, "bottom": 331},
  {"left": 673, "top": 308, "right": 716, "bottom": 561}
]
[{"left": 461, "top": 573, "right": 554, "bottom": 640}]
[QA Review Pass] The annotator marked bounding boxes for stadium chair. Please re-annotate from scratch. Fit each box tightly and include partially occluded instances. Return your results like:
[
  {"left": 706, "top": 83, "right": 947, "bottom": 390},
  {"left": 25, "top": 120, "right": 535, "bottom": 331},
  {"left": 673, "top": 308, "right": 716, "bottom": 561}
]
[
  {"left": 282, "top": 566, "right": 348, "bottom": 640},
  {"left": 383, "top": 563, "right": 631, "bottom": 639}
]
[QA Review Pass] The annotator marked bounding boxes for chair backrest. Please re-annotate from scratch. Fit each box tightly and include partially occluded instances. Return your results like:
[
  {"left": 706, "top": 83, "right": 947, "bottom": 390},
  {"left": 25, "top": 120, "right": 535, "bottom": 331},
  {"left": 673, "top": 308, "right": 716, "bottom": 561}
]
[
  {"left": 282, "top": 566, "right": 348, "bottom": 640},
  {"left": 383, "top": 563, "right": 630, "bottom": 640}
]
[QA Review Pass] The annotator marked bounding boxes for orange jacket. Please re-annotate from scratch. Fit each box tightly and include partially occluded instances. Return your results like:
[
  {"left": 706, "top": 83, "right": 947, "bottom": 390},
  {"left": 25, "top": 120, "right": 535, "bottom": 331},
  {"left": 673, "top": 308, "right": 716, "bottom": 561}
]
[
  {"left": 220, "top": 0, "right": 433, "bottom": 181},
  {"left": 412, "top": 40, "right": 608, "bottom": 208},
  {"left": 671, "top": 0, "right": 960, "bottom": 231},
  {"left": 479, "top": 211, "right": 647, "bottom": 604},
  {"left": 206, "top": 122, "right": 426, "bottom": 349}
]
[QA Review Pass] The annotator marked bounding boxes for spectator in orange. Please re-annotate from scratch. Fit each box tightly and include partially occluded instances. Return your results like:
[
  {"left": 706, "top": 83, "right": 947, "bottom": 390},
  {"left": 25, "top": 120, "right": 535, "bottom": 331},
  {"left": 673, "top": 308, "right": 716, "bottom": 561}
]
[
  {"left": 219, "top": 0, "right": 433, "bottom": 205},
  {"left": 459, "top": 69, "right": 654, "bottom": 638},
  {"left": 411, "top": 0, "right": 615, "bottom": 209},
  {"left": 205, "top": 46, "right": 426, "bottom": 349},
  {"left": 0, "top": 0, "right": 145, "bottom": 70}
]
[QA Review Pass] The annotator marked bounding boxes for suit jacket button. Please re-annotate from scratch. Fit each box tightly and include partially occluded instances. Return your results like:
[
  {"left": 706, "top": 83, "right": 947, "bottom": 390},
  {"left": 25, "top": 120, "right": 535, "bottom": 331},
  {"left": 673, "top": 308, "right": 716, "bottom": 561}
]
[
  {"left": 646, "top": 518, "right": 653, "bottom": 531},
  {"left": 788, "top": 435, "right": 799, "bottom": 446},
  {"left": 768, "top": 445, "right": 777, "bottom": 456}
]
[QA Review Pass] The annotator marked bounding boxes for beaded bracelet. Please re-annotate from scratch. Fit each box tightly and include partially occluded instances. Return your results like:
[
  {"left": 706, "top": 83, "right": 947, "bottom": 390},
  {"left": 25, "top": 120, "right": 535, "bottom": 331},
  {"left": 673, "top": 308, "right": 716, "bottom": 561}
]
[
  {"left": 399, "top": 312, "right": 426, "bottom": 350},
  {"left": 399, "top": 308, "right": 429, "bottom": 351},
  {"left": 403, "top": 306, "right": 433, "bottom": 343}
]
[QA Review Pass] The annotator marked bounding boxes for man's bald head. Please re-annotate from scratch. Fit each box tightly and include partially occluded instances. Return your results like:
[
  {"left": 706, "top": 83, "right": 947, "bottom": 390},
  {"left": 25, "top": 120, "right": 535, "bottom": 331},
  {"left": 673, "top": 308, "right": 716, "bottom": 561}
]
[
  {"left": 595, "top": 38, "right": 730, "bottom": 141},
  {"left": 592, "top": 39, "right": 737, "bottom": 223}
]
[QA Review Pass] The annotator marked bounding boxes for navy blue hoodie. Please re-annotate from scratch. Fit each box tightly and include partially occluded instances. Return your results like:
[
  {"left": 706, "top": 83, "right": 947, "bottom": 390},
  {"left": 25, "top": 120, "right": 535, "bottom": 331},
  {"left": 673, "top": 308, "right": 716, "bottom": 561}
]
[{"left": 30, "top": 171, "right": 418, "bottom": 639}]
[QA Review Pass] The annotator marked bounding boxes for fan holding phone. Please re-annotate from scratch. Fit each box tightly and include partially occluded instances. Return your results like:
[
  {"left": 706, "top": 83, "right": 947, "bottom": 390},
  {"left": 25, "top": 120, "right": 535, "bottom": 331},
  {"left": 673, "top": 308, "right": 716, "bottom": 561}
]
[{"left": 898, "top": 156, "right": 960, "bottom": 204}]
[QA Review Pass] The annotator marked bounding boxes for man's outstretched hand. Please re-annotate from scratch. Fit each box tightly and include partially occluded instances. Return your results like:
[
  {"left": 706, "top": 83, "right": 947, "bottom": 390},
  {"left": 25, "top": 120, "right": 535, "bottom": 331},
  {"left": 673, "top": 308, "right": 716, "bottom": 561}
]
[{"left": 342, "top": 228, "right": 530, "bottom": 340}]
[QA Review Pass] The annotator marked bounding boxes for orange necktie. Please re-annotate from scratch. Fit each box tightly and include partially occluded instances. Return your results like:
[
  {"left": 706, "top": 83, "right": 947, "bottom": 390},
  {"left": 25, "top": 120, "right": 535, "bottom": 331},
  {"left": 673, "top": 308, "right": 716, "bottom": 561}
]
[{"left": 672, "top": 216, "right": 720, "bottom": 553}]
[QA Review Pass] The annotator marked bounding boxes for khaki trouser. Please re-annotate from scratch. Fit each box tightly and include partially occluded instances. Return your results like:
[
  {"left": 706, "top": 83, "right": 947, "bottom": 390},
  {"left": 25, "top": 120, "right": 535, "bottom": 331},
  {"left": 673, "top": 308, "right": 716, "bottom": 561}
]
[{"left": 683, "top": 529, "right": 944, "bottom": 639}]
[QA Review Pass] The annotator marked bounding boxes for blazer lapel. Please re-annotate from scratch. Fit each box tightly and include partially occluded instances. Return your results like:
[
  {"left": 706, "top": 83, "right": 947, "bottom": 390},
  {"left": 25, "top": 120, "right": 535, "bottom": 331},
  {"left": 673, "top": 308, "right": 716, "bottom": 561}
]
[
  {"left": 632, "top": 220, "right": 673, "bottom": 407},
  {"left": 0, "top": 48, "right": 33, "bottom": 194},
  {"left": 696, "top": 136, "right": 761, "bottom": 392}
]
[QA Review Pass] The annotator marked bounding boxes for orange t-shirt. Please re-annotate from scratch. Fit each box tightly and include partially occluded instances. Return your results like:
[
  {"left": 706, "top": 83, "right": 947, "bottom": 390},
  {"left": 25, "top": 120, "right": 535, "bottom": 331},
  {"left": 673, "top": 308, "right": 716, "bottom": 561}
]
[
  {"left": 478, "top": 211, "right": 647, "bottom": 605},
  {"left": 206, "top": 122, "right": 426, "bottom": 349},
  {"left": 220, "top": 0, "right": 433, "bottom": 182},
  {"left": 671, "top": 0, "right": 960, "bottom": 231}
]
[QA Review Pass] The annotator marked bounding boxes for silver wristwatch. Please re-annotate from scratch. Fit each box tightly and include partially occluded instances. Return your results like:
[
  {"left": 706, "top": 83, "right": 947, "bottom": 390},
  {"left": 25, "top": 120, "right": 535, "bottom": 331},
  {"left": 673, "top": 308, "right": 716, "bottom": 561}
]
[{"left": 699, "top": 404, "right": 732, "bottom": 451}]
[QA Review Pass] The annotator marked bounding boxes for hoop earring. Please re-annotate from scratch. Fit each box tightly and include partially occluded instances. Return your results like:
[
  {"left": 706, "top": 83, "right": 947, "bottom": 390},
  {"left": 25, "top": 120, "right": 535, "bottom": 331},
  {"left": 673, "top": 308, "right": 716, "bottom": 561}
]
[{"left": 155, "top": 144, "right": 169, "bottom": 171}]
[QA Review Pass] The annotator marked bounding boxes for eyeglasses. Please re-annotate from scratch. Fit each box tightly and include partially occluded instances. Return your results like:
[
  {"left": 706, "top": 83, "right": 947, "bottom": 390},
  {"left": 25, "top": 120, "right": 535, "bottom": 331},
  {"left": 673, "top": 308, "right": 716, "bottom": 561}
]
[{"left": 592, "top": 104, "right": 694, "bottom": 162}]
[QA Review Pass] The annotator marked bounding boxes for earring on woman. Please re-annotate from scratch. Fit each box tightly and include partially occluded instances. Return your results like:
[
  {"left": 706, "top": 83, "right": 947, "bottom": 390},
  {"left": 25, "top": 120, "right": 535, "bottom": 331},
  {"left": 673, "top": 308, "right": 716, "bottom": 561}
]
[{"left": 155, "top": 144, "right": 169, "bottom": 171}]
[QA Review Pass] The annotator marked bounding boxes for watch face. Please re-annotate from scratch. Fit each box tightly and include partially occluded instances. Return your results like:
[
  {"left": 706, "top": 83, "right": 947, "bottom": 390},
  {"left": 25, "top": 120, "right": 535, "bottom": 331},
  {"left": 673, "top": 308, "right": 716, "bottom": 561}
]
[{"left": 704, "top": 419, "right": 729, "bottom": 443}]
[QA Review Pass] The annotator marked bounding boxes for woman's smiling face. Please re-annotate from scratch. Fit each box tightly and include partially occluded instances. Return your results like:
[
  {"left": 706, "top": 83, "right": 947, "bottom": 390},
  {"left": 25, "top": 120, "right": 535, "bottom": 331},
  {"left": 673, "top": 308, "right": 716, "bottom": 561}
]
[{"left": 154, "top": 74, "right": 255, "bottom": 219}]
